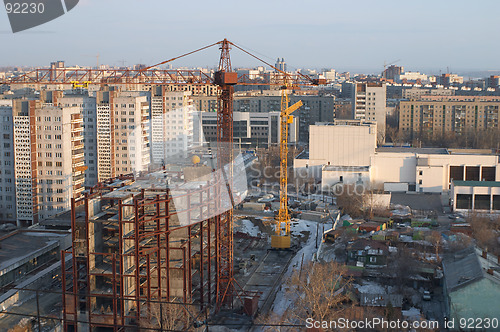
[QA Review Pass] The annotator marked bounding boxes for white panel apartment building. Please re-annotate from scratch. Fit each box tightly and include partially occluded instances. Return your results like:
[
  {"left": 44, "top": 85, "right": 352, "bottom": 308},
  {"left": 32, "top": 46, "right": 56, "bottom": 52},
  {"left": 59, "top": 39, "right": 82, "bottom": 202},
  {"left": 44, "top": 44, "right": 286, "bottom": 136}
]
[
  {"left": 96, "top": 90, "right": 150, "bottom": 182},
  {"left": 349, "top": 82, "right": 387, "bottom": 143},
  {"left": 57, "top": 92, "right": 99, "bottom": 187},
  {"left": 150, "top": 86, "right": 194, "bottom": 167},
  {"left": 0, "top": 99, "right": 85, "bottom": 225},
  {"left": 34, "top": 104, "right": 85, "bottom": 221}
]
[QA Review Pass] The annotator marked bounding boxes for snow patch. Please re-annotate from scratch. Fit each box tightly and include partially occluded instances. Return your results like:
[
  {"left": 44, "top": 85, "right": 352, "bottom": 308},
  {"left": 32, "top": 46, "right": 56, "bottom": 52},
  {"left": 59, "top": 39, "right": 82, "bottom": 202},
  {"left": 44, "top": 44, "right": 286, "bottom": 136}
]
[{"left": 236, "top": 219, "right": 261, "bottom": 237}]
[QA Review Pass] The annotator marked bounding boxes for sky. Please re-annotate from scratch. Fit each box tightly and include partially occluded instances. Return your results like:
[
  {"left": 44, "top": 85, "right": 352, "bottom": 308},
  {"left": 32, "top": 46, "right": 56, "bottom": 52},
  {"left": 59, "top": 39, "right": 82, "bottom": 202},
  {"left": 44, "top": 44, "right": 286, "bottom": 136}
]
[{"left": 1, "top": 0, "right": 499, "bottom": 74}]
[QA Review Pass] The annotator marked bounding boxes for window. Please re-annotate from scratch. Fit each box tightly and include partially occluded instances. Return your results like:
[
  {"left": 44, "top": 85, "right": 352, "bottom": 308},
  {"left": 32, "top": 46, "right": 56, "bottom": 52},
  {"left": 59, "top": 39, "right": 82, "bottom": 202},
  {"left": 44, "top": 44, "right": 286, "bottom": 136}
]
[
  {"left": 419, "top": 170, "right": 423, "bottom": 176},
  {"left": 369, "top": 257, "right": 377, "bottom": 263}
]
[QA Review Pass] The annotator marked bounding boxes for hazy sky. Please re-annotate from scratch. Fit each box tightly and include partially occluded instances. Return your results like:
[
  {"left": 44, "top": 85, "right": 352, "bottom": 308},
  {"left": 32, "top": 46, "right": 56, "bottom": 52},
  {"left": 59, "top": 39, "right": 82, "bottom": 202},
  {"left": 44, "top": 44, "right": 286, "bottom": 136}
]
[{"left": 1, "top": 0, "right": 499, "bottom": 74}]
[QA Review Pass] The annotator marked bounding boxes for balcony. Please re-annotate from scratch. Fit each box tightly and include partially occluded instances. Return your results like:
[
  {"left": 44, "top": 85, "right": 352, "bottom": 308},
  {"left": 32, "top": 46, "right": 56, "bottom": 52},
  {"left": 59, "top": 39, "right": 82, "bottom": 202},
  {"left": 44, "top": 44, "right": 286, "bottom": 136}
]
[
  {"left": 73, "top": 173, "right": 85, "bottom": 183},
  {"left": 72, "top": 157, "right": 85, "bottom": 166}
]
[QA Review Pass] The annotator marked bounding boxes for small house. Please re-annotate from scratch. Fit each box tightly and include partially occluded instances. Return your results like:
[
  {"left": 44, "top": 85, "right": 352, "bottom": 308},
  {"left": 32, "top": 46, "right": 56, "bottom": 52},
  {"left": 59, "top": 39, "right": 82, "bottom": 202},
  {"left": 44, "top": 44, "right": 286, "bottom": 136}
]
[{"left": 346, "top": 239, "right": 389, "bottom": 267}]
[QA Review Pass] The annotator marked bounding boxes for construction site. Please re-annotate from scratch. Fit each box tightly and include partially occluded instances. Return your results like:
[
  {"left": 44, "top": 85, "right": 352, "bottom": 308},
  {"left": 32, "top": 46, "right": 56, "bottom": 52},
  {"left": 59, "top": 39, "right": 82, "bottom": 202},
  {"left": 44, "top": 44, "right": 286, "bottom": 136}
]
[{"left": 0, "top": 39, "right": 330, "bottom": 331}]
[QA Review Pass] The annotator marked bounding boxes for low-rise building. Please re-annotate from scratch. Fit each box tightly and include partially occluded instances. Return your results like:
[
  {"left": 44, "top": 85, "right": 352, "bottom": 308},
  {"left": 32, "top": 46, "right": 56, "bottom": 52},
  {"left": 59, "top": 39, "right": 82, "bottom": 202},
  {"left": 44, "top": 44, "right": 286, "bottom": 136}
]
[
  {"left": 295, "top": 121, "right": 500, "bottom": 203},
  {"left": 346, "top": 239, "right": 389, "bottom": 267},
  {"left": 451, "top": 180, "right": 500, "bottom": 213},
  {"left": 443, "top": 247, "right": 500, "bottom": 326},
  {"left": 198, "top": 111, "right": 297, "bottom": 148}
]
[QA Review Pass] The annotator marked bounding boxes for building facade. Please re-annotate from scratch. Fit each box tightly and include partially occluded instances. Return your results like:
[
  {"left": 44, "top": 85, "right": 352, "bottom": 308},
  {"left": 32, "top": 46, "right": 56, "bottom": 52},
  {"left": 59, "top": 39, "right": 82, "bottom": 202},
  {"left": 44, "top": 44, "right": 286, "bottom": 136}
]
[
  {"left": 57, "top": 91, "right": 99, "bottom": 187},
  {"left": 151, "top": 86, "right": 194, "bottom": 167},
  {"left": 0, "top": 100, "right": 16, "bottom": 224},
  {"left": 350, "top": 82, "right": 387, "bottom": 142},
  {"left": 0, "top": 100, "right": 86, "bottom": 225},
  {"left": 198, "top": 111, "right": 296, "bottom": 148},
  {"left": 96, "top": 90, "right": 150, "bottom": 182},
  {"left": 399, "top": 96, "right": 500, "bottom": 138}
]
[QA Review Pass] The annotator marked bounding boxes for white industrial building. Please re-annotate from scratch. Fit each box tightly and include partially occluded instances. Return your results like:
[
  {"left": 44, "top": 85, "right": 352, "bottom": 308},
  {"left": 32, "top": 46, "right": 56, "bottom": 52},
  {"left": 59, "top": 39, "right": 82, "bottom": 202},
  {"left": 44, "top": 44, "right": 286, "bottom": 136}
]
[
  {"left": 451, "top": 181, "right": 500, "bottom": 213},
  {"left": 197, "top": 111, "right": 297, "bottom": 148},
  {"left": 295, "top": 121, "right": 500, "bottom": 208}
]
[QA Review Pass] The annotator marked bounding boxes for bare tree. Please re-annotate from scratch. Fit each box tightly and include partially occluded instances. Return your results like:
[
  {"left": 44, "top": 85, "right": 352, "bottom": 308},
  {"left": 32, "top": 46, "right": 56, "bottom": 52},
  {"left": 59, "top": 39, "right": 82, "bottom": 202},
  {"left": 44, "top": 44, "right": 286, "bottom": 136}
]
[
  {"left": 335, "top": 185, "right": 389, "bottom": 219},
  {"left": 285, "top": 261, "right": 351, "bottom": 324},
  {"left": 469, "top": 213, "right": 500, "bottom": 255},
  {"left": 140, "top": 298, "right": 201, "bottom": 331}
]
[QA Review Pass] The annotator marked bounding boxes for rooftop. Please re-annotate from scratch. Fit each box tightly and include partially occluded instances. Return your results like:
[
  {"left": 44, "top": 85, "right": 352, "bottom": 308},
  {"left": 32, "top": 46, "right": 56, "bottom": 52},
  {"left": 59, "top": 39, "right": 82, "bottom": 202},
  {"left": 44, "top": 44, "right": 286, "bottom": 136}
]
[
  {"left": 442, "top": 247, "right": 483, "bottom": 292},
  {"left": 0, "top": 231, "right": 66, "bottom": 275},
  {"left": 322, "top": 165, "right": 370, "bottom": 172},
  {"left": 453, "top": 181, "right": 500, "bottom": 188},
  {"left": 376, "top": 147, "right": 448, "bottom": 154}
]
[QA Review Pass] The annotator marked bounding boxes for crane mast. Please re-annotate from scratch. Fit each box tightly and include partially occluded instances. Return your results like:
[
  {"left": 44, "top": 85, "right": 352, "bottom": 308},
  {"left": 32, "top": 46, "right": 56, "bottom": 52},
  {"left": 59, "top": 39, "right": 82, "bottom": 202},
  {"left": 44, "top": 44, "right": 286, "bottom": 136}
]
[
  {"left": 214, "top": 39, "right": 237, "bottom": 308},
  {"left": 271, "top": 81, "right": 303, "bottom": 249}
]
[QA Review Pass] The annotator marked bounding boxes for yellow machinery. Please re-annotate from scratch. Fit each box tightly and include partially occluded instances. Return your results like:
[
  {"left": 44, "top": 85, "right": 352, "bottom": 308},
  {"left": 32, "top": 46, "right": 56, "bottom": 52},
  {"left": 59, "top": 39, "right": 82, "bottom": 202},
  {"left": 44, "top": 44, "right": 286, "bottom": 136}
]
[
  {"left": 271, "top": 83, "right": 303, "bottom": 249},
  {"left": 71, "top": 81, "right": 91, "bottom": 89}
]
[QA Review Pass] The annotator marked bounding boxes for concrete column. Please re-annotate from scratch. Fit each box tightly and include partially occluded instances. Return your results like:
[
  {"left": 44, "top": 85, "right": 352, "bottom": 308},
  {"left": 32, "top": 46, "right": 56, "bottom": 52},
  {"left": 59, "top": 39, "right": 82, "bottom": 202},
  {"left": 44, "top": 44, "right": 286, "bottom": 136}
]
[{"left": 490, "top": 188, "right": 494, "bottom": 212}]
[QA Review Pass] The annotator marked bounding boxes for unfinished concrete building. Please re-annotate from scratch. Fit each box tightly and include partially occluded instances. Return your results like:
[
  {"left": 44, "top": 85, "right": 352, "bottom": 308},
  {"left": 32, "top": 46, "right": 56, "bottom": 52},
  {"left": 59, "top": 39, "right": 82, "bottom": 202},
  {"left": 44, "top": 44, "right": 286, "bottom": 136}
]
[{"left": 61, "top": 168, "right": 226, "bottom": 331}]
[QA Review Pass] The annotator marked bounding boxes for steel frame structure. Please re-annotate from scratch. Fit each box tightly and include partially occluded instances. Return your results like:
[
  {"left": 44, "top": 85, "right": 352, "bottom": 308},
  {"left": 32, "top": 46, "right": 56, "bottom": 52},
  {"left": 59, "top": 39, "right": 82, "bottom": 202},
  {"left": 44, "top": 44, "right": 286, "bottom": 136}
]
[{"left": 61, "top": 174, "right": 221, "bottom": 331}]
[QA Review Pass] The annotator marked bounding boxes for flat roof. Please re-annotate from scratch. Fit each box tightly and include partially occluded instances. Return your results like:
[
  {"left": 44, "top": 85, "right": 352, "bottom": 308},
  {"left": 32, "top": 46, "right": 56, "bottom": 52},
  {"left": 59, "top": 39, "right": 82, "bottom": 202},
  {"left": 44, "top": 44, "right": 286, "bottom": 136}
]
[
  {"left": 448, "top": 148, "right": 497, "bottom": 155},
  {"left": 323, "top": 165, "right": 370, "bottom": 172},
  {"left": 0, "top": 232, "right": 61, "bottom": 274},
  {"left": 453, "top": 180, "right": 500, "bottom": 188},
  {"left": 376, "top": 147, "right": 448, "bottom": 154}
]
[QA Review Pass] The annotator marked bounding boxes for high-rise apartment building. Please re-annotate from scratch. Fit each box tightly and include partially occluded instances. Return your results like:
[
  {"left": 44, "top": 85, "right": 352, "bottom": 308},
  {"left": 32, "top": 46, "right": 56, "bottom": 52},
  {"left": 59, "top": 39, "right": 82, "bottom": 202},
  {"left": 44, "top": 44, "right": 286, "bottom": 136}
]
[
  {"left": 150, "top": 86, "right": 194, "bottom": 167},
  {"left": 56, "top": 91, "right": 99, "bottom": 187},
  {"left": 33, "top": 103, "right": 85, "bottom": 221},
  {"left": 399, "top": 96, "right": 500, "bottom": 137},
  {"left": 96, "top": 90, "right": 150, "bottom": 182},
  {"left": 0, "top": 100, "right": 16, "bottom": 224},
  {"left": 0, "top": 100, "right": 86, "bottom": 225},
  {"left": 382, "top": 65, "right": 404, "bottom": 80},
  {"left": 350, "top": 82, "right": 387, "bottom": 142}
]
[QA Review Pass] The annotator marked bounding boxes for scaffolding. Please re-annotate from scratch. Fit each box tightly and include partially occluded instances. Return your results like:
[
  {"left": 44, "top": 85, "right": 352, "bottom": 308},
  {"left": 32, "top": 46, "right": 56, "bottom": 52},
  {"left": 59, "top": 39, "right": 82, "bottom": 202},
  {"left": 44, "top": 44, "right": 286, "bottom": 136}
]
[{"left": 61, "top": 172, "right": 222, "bottom": 331}]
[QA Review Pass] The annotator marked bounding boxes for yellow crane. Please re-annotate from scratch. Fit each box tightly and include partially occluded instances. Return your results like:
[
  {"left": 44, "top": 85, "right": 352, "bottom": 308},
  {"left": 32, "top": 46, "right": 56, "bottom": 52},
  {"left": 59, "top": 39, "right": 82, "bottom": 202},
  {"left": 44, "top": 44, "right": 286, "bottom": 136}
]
[{"left": 271, "top": 82, "right": 303, "bottom": 249}]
